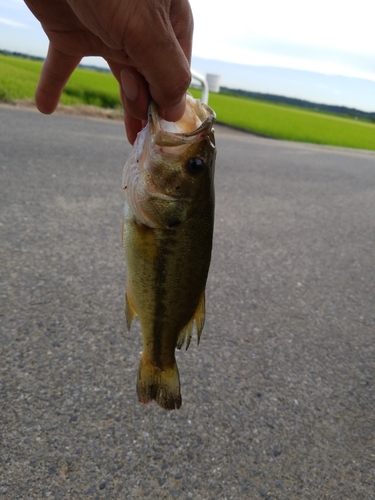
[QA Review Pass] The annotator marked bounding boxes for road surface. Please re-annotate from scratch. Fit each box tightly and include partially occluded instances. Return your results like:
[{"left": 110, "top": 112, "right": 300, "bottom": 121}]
[{"left": 1, "top": 104, "right": 375, "bottom": 499}]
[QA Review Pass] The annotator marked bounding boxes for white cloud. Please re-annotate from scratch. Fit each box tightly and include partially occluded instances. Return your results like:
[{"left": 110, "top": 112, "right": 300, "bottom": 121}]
[
  {"left": 193, "top": 41, "right": 375, "bottom": 82},
  {"left": 191, "top": 0, "right": 374, "bottom": 51},
  {"left": 0, "top": 16, "right": 28, "bottom": 28},
  {"left": 189, "top": 0, "right": 375, "bottom": 80}
]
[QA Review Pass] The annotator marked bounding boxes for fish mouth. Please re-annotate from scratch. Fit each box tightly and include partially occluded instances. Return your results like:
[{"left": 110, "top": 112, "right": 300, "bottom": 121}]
[{"left": 149, "top": 93, "right": 216, "bottom": 148}]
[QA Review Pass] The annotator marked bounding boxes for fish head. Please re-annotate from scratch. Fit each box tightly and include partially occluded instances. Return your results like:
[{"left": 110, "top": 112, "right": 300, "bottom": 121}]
[{"left": 123, "top": 93, "right": 216, "bottom": 229}]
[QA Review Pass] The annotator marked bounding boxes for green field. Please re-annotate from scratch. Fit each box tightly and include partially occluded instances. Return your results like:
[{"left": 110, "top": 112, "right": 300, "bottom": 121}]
[
  {"left": 0, "top": 53, "right": 121, "bottom": 108},
  {"left": 1, "top": 53, "right": 374, "bottom": 151},
  {"left": 191, "top": 89, "right": 375, "bottom": 151}
]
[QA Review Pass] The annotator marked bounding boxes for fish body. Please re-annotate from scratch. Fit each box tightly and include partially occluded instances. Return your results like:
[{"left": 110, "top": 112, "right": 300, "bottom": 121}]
[{"left": 122, "top": 93, "right": 216, "bottom": 410}]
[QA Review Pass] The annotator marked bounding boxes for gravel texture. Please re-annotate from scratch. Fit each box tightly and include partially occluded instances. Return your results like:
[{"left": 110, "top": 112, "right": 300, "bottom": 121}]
[{"left": 1, "top": 105, "right": 375, "bottom": 499}]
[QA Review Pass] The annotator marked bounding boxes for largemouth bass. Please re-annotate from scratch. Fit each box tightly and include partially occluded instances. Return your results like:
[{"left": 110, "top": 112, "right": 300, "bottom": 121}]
[{"left": 122, "top": 93, "right": 216, "bottom": 410}]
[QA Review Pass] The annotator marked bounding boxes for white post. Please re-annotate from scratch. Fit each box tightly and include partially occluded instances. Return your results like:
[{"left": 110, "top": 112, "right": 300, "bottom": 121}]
[{"left": 190, "top": 69, "right": 209, "bottom": 104}]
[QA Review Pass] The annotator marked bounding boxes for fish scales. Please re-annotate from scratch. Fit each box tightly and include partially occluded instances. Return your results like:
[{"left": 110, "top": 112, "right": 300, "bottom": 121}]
[{"left": 122, "top": 93, "right": 216, "bottom": 410}]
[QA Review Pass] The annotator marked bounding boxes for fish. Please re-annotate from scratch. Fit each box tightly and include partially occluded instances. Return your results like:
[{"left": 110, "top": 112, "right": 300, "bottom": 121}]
[{"left": 122, "top": 92, "right": 216, "bottom": 410}]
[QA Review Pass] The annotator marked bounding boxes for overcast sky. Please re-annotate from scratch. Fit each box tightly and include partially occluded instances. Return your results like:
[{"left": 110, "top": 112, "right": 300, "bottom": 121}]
[
  {"left": 190, "top": 0, "right": 375, "bottom": 82},
  {"left": 1, "top": 0, "right": 374, "bottom": 108}
]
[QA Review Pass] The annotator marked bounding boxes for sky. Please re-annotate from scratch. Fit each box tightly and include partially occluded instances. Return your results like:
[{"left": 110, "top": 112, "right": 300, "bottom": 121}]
[
  {"left": 1, "top": 0, "right": 374, "bottom": 110},
  {"left": 189, "top": 0, "right": 375, "bottom": 82}
]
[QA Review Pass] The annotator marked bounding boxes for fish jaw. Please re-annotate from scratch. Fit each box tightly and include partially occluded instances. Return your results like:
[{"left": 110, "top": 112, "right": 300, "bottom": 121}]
[
  {"left": 122, "top": 127, "right": 194, "bottom": 229},
  {"left": 150, "top": 92, "right": 216, "bottom": 143}
]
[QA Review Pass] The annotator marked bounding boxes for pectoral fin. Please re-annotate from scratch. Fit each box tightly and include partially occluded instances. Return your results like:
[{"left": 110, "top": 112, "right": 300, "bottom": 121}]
[
  {"left": 125, "top": 291, "right": 137, "bottom": 332},
  {"left": 176, "top": 292, "right": 206, "bottom": 350}
]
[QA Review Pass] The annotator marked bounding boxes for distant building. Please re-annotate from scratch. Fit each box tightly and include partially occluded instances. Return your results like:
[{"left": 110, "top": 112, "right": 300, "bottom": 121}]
[{"left": 206, "top": 74, "right": 221, "bottom": 93}]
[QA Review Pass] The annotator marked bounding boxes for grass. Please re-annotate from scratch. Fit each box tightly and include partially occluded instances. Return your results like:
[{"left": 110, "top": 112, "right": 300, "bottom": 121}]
[
  {"left": 190, "top": 88, "right": 375, "bottom": 151},
  {"left": 0, "top": 54, "right": 42, "bottom": 102},
  {"left": 0, "top": 53, "right": 121, "bottom": 108},
  {"left": 1, "top": 53, "right": 374, "bottom": 151}
]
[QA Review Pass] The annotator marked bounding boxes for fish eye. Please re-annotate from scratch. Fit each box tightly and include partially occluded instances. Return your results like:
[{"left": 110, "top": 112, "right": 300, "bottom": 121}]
[{"left": 187, "top": 157, "right": 205, "bottom": 175}]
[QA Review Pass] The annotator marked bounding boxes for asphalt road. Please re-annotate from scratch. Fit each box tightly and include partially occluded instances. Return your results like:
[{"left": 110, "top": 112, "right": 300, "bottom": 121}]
[{"left": 1, "top": 104, "right": 375, "bottom": 500}]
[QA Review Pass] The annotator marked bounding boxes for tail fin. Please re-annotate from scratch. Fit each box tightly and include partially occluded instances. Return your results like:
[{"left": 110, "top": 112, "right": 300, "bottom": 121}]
[{"left": 137, "top": 355, "right": 182, "bottom": 410}]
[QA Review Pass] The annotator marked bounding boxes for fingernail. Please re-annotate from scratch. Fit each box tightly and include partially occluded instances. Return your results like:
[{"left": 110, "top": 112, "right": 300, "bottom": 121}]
[
  {"left": 163, "top": 98, "right": 186, "bottom": 122},
  {"left": 120, "top": 70, "right": 139, "bottom": 102}
]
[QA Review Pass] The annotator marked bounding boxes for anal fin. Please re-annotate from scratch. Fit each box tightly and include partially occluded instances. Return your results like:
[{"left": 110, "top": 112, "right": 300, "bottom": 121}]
[
  {"left": 176, "top": 321, "right": 193, "bottom": 350},
  {"left": 176, "top": 291, "right": 206, "bottom": 350}
]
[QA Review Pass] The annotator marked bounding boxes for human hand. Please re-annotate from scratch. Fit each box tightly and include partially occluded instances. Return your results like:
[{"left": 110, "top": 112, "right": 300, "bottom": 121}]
[{"left": 23, "top": 0, "right": 193, "bottom": 143}]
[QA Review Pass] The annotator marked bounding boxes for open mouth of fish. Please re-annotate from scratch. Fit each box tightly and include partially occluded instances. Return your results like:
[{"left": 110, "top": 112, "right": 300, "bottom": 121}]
[{"left": 150, "top": 92, "right": 216, "bottom": 148}]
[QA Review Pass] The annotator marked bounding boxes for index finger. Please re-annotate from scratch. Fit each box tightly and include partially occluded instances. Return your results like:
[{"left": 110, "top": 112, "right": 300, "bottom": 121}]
[{"left": 35, "top": 44, "right": 81, "bottom": 114}]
